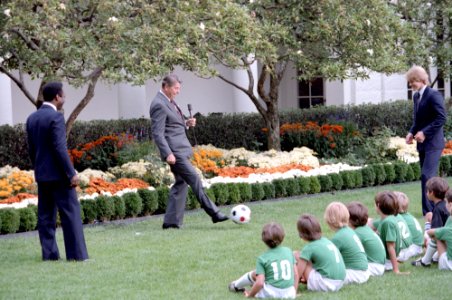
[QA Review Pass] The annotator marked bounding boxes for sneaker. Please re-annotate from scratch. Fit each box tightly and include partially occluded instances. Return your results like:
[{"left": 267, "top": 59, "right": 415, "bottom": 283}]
[
  {"left": 228, "top": 282, "right": 245, "bottom": 293},
  {"left": 411, "top": 258, "right": 430, "bottom": 267}
]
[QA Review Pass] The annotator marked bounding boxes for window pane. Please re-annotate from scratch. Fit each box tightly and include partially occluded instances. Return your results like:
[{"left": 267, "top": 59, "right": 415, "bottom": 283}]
[
  {"left": 298, "top": 97, "right": 311, "bottom": 109},
  {"left": 310, "top": 78, "right": 323, "bottom": 96},
  {"left": 298, "top": 81, "right": 310, "bottom": 96}
]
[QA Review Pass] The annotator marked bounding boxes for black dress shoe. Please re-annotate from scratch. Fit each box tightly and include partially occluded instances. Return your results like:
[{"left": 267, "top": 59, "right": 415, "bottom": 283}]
[
  {"left": 212, "top": 212, "right": 229, "bottom": 223},
  {"left": 162, "top": 223, "right": 180, "bottom": 229}
]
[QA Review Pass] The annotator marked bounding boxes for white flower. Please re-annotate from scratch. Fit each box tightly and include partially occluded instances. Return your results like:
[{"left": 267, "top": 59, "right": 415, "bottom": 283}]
[
  {"left": 297, "top": 50, "right": 302, "bottom": 55},
  {"left": 59, "top": 3, "right": 66, "bottom": 10},
  {"left": 108, "top": 16, "right": 118, "bottom": 22},
  {"left": 366, "top": 19, "right": 371, "bottom": 26},
  {"left": 215, "top": 12, "right": 220, "bottom": 17},
  {"left": 199, "top": 22, "right": 205, "bottom": 31},
  {"left": 250, "top": 0, "right": 255, "bottom": 3},
  {"left": 4, "top": 9, "right": 11, "bottom": 17},
  {"left": 367, "top": 49, "right": 374, "bottom": 56}
]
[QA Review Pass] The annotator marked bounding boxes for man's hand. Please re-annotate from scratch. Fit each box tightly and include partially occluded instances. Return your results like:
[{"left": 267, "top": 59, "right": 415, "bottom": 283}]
[
  {"left": 70, "top": 174, "right": 80, "bottom": 187},
  {"left": 186, "top": 118, "right": 196, "bottom": 127},
  {"left": 414, "top": 131, "right": 425, "bottom": 143},
  {"left": 166, "top": 153, "right": 176, "bottom": 165},
  {"left": 405, "top": 133, "right": 414, "bottom": 144}
]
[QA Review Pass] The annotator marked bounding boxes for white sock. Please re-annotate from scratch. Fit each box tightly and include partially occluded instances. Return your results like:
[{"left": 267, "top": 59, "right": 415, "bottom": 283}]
[
  {"left": 422, "top": 241, "right": 437, "bottom": 264},
  {"left": 233, "top": 271, "right": 254, "bottom": 289},
  {"left": 432, "top": 251, "right": 439, "bottom": 261}
]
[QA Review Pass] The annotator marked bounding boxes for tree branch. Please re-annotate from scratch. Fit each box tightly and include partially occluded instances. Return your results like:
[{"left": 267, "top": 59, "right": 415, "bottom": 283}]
[
  {"left": 0, "top": 65, "right": 37, "bottom": 106},
  {"left": 9, "top": 28, "right": 40, "bottom": 51}
]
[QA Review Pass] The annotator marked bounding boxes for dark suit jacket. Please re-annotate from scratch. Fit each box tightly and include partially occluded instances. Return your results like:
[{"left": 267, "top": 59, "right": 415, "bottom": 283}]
[
  {"left": 26, "top": 104, "right": 76, "bottom": 183},
  {"left": 410, "top": 86, "right": 447, "bottom": 151},
  {"left": 149, "top": 92, "right": 193, "bottom": 160}
]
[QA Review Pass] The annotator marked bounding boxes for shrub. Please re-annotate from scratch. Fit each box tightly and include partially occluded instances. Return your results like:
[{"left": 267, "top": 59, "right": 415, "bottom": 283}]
[
  {"left": 205, "top": 188, "right": 216, "bottom": 203},
  {"left": 186, "top": 188, "right": 199, "bottom": 210},
  {"left": 298, "top": 177, "right": 311, "bottom": 194},
  {"left": 123, "top": 192, "right": 143, "bottom": 218},
  {"left": 409, "top": 162, "right": 421, "bottom": 180},
  {"left": 383, "top": 164, "right": 396, "bottom": 184},
  {"left": 138, "top": 189, "right": 159, "bottom": 215},
  {"left": 81, "top": 199, "right": 97, "bottom": 224},
  {"left": 227, "top": 183, "right": 241, "bottom": 204},
  {"left": 329, "top": 173, "right": 343, "bottom": 190},
  {"left": 262, "top": 183, "right": 275, "bottom": 199},
  {"left": 361, "top": 166, "right": 376, "bottom": 187},
  {"left": 210, "top": 183, "right": 229, "bottom": 205},
  {"left": 273, "top": 179, "right": 288, "bottom": 198},
  {"left": 318, "top": 175, "right": 333, "bottom": 192},
  {"left": 394, "top": 162, "right": 408, "bottom": 183},
  {"left": 309, "top": 177, "right": 321, "bottom": 194},
  {"left": 286, "top": 178, "right": 300, "bottom": 196},
  {"left": 112, "top": 196, "right": 126, "bottom": 220},
  {"left": 439, "top": 156, "right": 451, "bottom": 177},
  {"left": 354, "top": 170, "right": 363, "bottom": 188},
  {"left": 341, "top": 171, "right": 356, "bottom": 190},
  {"left": 237, "top": 183, "right": 252, "bottom": 202},
  {"left": 18, "top": 207, "right": 37, "bottom": 232},
  {"left": 250, "top": 183, "right": 265, "bottom": 201},
  {"left": 0, "top": 208, "right": 20, "bottom": 234},
  {"left": 372, "top": 164, "right": 386, "bottom": 185},
  {"left": 156, "top": 187, "right": 170, "bottom": 212},
  {"left": 405, "top": 164, "right": 415, "bottom": 182},
  {"left": 96, "top": 195, "right": 115, "bottom": 222}
]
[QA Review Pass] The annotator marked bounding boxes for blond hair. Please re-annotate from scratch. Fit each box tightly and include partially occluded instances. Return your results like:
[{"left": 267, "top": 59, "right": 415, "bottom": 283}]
[
  {"left": 406, "top": 65, "right": 430, "bottom": 85},
  {"left": 324, "top": 202, "right": 350, "bottom": 230},
  {"left": 394, "top": 191, "right": 409, "bottom": 213}
]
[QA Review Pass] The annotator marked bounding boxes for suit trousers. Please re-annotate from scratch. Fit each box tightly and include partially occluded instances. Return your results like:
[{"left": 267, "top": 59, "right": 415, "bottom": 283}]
[
  {"left": 165, "top": 157, "right": 220, "bottom": 226},
  {"left": 37, "top": 181, "right": 88, "bottom": 261},
  {"left": 419, "top": 149, "right": 443, "bottom": 215}
]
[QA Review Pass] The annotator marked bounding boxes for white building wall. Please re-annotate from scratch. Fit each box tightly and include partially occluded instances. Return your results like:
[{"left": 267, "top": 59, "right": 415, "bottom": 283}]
[{"left": 0, "top": 74, "right": 13, "bottom": 125}]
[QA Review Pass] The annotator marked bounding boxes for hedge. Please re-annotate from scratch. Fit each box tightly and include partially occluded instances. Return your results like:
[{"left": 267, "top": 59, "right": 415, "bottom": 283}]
[{"left": 1, "top": 160, "right": 452, "bottom": 235}]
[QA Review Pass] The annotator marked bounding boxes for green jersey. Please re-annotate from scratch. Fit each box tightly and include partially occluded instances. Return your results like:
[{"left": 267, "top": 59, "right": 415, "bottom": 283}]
[
  {"left": 395, "top": 214, "right": 413, "bottom": 249},
  {"left": 354, "top": 225, "right": 386, "bottom": 265},
  {"left": 300, "top": 237, "right": 346, "bottom": 280},
  {"left": 378, "top": 215, "right": 401, "bottom": 259},
  {"left": 435, "top": 217, "right": 452, "bottom": 260},
  {"left": 331, "top": 226, "right": 368, "bottom": 271},
  {"left": 400, "top": 212, "right": 424, "bottom": 246},
  {"left": 256, "top": 246, "right": 295, "bottom": 289}
]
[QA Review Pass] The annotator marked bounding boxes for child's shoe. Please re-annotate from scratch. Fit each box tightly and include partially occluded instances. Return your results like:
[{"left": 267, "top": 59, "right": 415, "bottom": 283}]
[
  {"left": 411, "top": 258, "right": 431, "bottom": 267},
  {"left": 228, "top": 282, "right": 245, "bottom": 293}
]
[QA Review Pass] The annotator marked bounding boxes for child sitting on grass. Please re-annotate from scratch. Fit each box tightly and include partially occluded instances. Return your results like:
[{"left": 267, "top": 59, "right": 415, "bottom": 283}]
[
  {"left": 394, "top": 191, "right": 424, "bottom": 260},
  {"left": 427, "top": 189, "right": 452, "bottom": 270},
  {"left": 346, "top": 201, "right": 386, "bottom": 276},
  {"left": 374, "top": 191, "right": 409, "bottom": 274},
  {"left": 229, "top": 222, "right": 297, "bottom": 299},
  {"left": 294, "top": 214, "right": 345, "bottom": 292},
  {"left": 412, "top": 177, "right": 450, "bottom": 267},
  {"left": 324, "top": 202, "right": 369, "bottom": 284}
]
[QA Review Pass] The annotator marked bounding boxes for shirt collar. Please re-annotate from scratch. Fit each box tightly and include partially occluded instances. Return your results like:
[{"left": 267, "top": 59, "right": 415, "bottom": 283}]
[
  {"left": 159, "top": 90, "right": 172, "bottom": 102},
  {"left": 42, "top": 102, "right": 57, "bottom": 111},
  {"left": 418, "top": 85, "right": 427, "bottom": 98}
]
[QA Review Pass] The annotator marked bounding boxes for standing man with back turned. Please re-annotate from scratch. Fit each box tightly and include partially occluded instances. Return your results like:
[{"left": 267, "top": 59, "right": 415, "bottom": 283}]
[
  {"left": 26, "top": 82, "right": 88, "bottom": 261},
  {"left": 405, "top": 66, "right": 447, "bottom": 221},
  {"left": 150, "top": 74, "right": 229, "bottom": 229}
]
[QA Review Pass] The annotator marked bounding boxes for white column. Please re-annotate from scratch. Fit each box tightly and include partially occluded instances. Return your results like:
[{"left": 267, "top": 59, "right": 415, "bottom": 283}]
[
  {"left": 0, "top": 74, "right": 13, "bottom": 125},
  {"left": 117, "top": 83, "right": 147, "bottom": 119},
  {"left": 231, "top": 61, "right": 258, "bottom": 113}
]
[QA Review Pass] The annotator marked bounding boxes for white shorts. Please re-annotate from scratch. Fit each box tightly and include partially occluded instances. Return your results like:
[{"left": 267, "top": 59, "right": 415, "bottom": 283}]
[
  {"left": 344, "top": 269, "right": 369, "bottom": 285},
  {"left": 256, "top": 283, "right": 296, "bottom": 299},
  {"left": 367, "top": 262, "right": 385, "bottom": 276},
  {"left": 438, "top": 253, "right": 452, "bottom": 271},
  {"left": 384, "top": 259, "right": 393, "bottom": 271},
  {"left": 307, "top": 269, "right": 344, "bottom": 292},
  {"left": 398, "top": 244, "right": 423, "bottom": 262}
]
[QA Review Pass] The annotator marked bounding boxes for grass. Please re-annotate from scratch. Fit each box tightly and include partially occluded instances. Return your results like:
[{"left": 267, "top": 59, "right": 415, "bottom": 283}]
[{"left": 1, "top": 179, "right": 452, "bottom": 299}]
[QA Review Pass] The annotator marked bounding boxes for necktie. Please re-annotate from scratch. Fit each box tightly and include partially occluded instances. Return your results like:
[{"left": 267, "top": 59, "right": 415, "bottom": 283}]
[
  {"left": 171, "top": 100, "right": 184, "bottom": 121},
  {"left": 414, "top": 92, "right": 420, "bottom": 111}
]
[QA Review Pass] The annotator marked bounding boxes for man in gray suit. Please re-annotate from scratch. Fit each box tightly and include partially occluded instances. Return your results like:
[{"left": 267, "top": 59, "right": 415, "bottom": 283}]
[{"left": 150, "top": 74, "right": 229, "bottom": 229}]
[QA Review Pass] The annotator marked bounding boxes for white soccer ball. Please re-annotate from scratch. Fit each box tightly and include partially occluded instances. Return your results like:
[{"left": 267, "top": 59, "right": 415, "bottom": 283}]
[{"left": 230, "top": 204, "right": 251, "bottom": 224}]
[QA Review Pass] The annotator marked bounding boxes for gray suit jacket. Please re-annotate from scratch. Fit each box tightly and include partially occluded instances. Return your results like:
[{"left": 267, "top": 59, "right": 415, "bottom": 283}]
[{"left": 149, "top": 92, "right": 193, "bottom": 160}]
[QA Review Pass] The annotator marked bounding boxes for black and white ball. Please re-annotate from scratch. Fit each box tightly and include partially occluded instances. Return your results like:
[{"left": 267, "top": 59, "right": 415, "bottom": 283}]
[{"left": 230, "top": 204, "right": 251, "bottom": 224}]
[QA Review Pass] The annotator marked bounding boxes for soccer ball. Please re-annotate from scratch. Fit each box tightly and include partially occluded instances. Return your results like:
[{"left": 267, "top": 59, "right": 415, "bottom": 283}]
[{"left": 230, "top": 204, "right": 251, "bottom": 224}]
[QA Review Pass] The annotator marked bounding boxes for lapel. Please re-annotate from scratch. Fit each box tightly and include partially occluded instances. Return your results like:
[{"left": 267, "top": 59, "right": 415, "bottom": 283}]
[
  {"left": 158, "top": 93, "right": 185, "bottom": 125},
  {"left": 417, "top": 87, "right": 430, "bottom": 113}
]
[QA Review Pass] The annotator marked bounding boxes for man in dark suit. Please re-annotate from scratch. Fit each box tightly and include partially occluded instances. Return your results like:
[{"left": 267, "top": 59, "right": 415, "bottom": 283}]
[
  {"left": 149, "top": 74, "right": 228, "bottom": 229},
  {"left": 26, "top": 82, "right": 88, "bottom": 261},
  {"left": 405, "top": 66, "right": 447, "bottom": 217}
]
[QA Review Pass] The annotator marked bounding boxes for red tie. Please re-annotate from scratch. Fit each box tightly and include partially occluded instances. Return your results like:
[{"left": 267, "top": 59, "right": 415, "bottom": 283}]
[{"left": 171, "top": 100, "right": 184, "bottom": 120}]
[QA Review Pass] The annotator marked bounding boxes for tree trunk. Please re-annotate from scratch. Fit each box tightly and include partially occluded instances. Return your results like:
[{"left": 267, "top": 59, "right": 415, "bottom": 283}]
[
  {"left": 264, "top": 104, "right": 281, "bottom": 151},
  {"left": 65, "top": 68, "right": 103, "bottom": 137}
]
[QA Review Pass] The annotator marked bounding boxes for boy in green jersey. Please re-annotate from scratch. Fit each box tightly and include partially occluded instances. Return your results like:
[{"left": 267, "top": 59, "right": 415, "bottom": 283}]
[
  {"left": 427, "top": 190, "right": 452, "bottom": 270},
  {"left": 325, "top": 202, "right": 369, "bottom": 284},
  {"left": 294, "top": 214, "right": 345, "bottom": 292},
  {"left": 394, "top": 192, "right": 423, "bottom": 260},
  {"left": 229, "top": 222, "right": 297, "bottom": 298},
  {"left": 347, "top": 201, "right": 386, "bottom": 276}
]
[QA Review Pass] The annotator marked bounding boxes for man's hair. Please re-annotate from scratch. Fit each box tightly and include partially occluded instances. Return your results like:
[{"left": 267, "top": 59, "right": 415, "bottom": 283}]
[
  {"left": 261, "top": 222, "right": 285, "bottom": 248},
  {"left": 375, "top": 191, "right": 399, "bottom": 216},
  {"left": 162, "top": 74, "right": 182, "bottom": 88},
  {"left": 42, "top": 82, "right": 63, "bottom": 102},
  {"left": 324, "top": 201, "right": 349, "bottom": 229},
  {"left": 406, "top": 65, "right": 430, "bottom": 85},
  {"left": 346, "top": 201, "right": 369, "bottom": 227},
  {"left": 426, "top": 177, "right": 449, "bottom": 200},
  {"left": 297, "top": 214, "right": 322, "bottom": 241},
  {"left": 394, "top": 191, "right": 410, "bottom": 213}
]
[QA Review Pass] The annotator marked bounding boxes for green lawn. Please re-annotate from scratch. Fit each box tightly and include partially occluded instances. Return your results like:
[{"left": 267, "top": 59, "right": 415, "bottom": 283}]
[{"left": 1, "top": 180, "right": 452, "bottom": 299}]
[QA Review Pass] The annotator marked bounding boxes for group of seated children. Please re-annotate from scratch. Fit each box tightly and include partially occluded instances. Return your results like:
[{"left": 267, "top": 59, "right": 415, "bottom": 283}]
[{"left": 228, "top": 177, "right": 452, "bottom": 298}]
